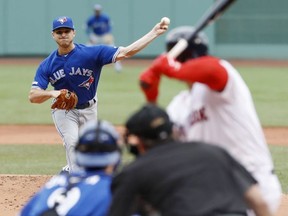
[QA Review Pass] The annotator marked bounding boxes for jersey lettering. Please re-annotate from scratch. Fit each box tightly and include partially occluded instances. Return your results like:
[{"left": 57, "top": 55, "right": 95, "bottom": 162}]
[
  {"left": 50, "top": 69, "right": 66, "bottom": 85},
  {"left": 69, "top": 67, "right": 93, "bottom": 77},
  {"left": 45, "top": 175, "right": 67, "bottom": 189},
  {"left": 85, "top": 175, "right": 100, "bottom": 185},
  {"left": 49, "top": 67, "right": 93, "bottom": 85},
  {"left": 189, "top": 107, "right": 208, "bottom": 126},
  {"left": 72, "top": 67, "right": 82, "bottom": 76},
  {"left": 47, "top": 187, "right": 81, "bottom": 215}
]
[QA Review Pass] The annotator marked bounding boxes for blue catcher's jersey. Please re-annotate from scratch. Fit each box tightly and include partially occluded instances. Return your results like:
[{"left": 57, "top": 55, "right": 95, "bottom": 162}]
[
  {"left": 20, "top": 171, "right": 113, "bottom": 216},
  {"left": 87, "top": 14, "right": 111, "bottom": 36},
  {"left": 31, "top": 43, "right": 119, "bottom": 105}
]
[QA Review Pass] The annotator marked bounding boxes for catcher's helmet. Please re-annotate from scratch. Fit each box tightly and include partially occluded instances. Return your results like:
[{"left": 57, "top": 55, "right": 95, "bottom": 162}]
[
  {"left": 165, "top": 26, "right": 209, "bottom": 62},
  {"left": 75, "top": 120, "right": 121, "bottom": 168}
]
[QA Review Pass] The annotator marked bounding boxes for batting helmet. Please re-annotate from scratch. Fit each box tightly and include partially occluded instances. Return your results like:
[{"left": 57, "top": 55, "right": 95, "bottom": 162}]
[
  {"left": 75, "top": 120, "right": 121, "bottom": 168},
  {"left": 165, "top": 26, "right": 209, "bottom": 62}
]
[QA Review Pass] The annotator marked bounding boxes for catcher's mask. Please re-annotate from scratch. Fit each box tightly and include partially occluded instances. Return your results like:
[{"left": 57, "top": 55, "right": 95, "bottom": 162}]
[
  {"left": 165, "top": 26, "right": 209, "bottom": 62},
  {"left": 75, "top": 120, "right": 121, "bottom": 168}
]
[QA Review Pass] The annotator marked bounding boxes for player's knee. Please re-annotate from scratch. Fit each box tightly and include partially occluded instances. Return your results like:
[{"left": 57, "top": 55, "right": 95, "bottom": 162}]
[{"left": 63, "top": 134, "right": 78, "bottom": 148}]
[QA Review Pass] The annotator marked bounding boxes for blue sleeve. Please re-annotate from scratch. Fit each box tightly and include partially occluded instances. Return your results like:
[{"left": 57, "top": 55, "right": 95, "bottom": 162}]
[
  {"left": 19, "top": 193, "right": 41, "bottom": 216},
  {"left": 95, "top": 45, "right": 120, "bottom": 65},
  {"left": 32, "top": 62, "right": 49, "bottom": 90}
]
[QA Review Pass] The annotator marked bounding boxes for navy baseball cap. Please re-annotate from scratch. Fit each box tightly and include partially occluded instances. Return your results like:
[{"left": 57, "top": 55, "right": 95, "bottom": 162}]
[
  {"left": 125, "top": 104, "right": 173, "bottom": 140},
  {"left": 52, "top": 16, "right": 74, "bottom": 31}
]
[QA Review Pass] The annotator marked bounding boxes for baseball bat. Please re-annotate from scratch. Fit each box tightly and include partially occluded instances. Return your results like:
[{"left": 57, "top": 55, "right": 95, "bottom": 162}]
[{"left": 167, "top": 0, "right": 237, "bottom": 58}]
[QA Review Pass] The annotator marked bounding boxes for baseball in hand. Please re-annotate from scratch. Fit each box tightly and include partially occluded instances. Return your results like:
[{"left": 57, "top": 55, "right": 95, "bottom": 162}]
[{"left": 161, "top": 17, "right": 170, "bottom": 25}]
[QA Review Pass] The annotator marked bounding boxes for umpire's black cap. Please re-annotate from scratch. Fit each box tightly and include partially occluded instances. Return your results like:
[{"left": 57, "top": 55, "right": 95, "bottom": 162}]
[{"left": 125, "top": 104, "right": 173, "bottom": 140}]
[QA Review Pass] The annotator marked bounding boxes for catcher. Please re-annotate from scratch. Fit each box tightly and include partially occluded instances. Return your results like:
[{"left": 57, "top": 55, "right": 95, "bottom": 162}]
[{"left": 19, "top": 120, "right": 121, "bottom": 216}]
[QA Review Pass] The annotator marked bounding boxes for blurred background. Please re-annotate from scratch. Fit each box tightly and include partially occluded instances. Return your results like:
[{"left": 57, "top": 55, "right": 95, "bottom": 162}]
[
  {"left": 0, "top": 0, "right": 287, "bottom": 59},
  {"left": 0, "top": 0, "right": 287, "bottom": 206}
]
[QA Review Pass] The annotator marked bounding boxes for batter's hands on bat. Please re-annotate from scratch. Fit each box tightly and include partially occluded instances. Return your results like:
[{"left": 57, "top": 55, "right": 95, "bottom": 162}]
[{"left": 51, "top": 89, "right": 78, "bottom": 110}]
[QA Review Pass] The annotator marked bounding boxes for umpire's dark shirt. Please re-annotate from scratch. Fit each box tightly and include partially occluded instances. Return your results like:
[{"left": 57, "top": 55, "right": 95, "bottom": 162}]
[{"left": 109, "top": 141, "right": 257, "bottom": 216}]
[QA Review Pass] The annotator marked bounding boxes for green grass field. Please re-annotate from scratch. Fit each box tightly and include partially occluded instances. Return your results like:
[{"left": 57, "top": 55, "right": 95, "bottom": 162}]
[
  {"left": 0, "top": 63, "right": 185, "bottom": 124},
  {"left": 1, "top": 62, "right": 288, "bottom": 125},
  {"left": 0, "top": 60, "right": 287, "bottom": 192}
]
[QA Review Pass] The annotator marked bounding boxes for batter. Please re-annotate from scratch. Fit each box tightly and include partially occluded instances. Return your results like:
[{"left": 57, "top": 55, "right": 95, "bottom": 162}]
[{"left": 139, "top": 26, "right": 282, "bottom": 214}]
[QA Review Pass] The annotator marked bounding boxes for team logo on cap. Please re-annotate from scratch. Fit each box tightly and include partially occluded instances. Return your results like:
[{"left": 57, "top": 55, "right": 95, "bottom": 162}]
[{"left": 57, "top": 17, "right": 67, "bottom": 24}]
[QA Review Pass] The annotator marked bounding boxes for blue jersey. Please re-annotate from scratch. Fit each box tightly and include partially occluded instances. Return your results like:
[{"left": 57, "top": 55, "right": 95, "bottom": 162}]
[
  {"left": 20, "top": 171, "right": 113, "bottom": 216},
  {"left": 32, "top": 43, "right": 119, "bottom": 105},
  {"left": 86, "top": 14, "right": 111, "bottom": 36}
]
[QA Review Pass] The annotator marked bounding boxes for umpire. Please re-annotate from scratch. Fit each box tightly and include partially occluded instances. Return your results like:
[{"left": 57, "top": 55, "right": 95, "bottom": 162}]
[{"left": 108, "top": 104, "right": 272, "bottom": 216}]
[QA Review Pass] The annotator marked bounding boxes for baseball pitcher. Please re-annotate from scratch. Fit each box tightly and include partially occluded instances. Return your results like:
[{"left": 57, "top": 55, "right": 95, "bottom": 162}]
[{"left": 29, "top": 16, "right": 169, "bottom": 173}]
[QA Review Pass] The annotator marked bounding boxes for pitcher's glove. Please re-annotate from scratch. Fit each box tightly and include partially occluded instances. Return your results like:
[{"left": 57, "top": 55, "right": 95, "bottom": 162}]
[{"left": 51, "top": 89, "right": 78, "bottom": 110}]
